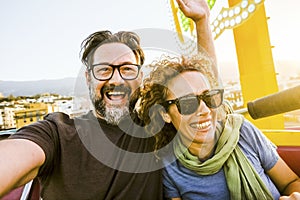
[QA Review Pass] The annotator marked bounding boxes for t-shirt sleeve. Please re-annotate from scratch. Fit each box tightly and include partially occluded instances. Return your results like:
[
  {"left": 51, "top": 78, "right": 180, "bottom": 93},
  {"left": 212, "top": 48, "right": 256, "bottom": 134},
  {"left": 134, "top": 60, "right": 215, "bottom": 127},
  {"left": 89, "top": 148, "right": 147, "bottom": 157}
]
[
  {"left": 163, "top": 167, "right": 181, "bottom": 199},
  {"left": 239, "top": 119, "right": 279, "bottom": 171},
  {"left": 8, "top": 116, "right": 60, "bottom": 177}
]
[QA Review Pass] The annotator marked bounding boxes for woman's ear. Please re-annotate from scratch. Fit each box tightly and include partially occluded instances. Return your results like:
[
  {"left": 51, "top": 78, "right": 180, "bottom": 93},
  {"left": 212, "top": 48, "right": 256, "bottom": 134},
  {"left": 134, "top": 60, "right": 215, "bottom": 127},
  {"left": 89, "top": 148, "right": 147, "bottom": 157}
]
[{"left": 160, "top": 111, "right": 171, "bottom": 123}]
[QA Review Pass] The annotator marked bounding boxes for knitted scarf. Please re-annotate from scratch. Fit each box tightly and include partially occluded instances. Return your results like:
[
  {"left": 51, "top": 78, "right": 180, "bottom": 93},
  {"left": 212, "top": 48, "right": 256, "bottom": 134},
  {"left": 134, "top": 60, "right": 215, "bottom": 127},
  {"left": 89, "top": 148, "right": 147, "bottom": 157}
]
[{"left": 173, "top": 114, "right": 273, "bottom": 200}]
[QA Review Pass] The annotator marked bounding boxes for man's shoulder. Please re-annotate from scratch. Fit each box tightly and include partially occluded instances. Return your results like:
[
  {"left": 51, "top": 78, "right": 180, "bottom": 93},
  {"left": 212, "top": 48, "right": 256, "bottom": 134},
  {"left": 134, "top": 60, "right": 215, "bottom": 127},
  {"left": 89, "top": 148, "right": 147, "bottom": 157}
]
[
  {"left": 44, "top": 112, "right": 76, "bottom": 126},
  {"left": 44, "top": 111, "right": 71, "bottom": 120}
]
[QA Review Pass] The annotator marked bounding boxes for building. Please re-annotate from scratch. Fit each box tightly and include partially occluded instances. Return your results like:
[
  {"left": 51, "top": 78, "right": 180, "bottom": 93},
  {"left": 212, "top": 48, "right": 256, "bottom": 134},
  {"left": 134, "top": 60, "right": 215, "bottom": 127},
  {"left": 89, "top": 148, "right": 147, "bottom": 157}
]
[
  {"left": 14, "top": 103, "right": 48, "bottom": 129},
  {"left": 1, "top": 107, "right": 17, "bottom": 130}
]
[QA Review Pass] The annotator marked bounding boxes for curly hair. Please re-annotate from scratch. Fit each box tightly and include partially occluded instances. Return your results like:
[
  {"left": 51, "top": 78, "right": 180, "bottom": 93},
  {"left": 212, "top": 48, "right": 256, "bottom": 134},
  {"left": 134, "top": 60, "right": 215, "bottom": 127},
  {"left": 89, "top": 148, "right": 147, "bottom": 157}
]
[
  {"left": 138, "top": 53, "right": 224, "bottom": 155},
  {"left": 80, "top": 30, "right": 145, "bottom": 68}
]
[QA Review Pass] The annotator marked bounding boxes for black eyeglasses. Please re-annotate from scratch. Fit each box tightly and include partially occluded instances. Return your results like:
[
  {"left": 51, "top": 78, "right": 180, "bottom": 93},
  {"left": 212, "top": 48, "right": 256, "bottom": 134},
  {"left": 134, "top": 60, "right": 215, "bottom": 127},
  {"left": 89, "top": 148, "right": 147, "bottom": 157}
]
[
  {"left": 161, "top": 89, "right": 224, "bottom": 115},
  {"left": 88, "top": 63, "right": 141, "bottom": 81}
]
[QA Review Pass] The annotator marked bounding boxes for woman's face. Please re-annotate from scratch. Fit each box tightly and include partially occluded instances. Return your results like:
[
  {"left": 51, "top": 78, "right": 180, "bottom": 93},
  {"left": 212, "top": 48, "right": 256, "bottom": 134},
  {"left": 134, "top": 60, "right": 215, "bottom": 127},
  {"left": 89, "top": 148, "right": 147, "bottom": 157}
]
[{"left": 163, "top": 71, "right": 218, "bottom": 146}]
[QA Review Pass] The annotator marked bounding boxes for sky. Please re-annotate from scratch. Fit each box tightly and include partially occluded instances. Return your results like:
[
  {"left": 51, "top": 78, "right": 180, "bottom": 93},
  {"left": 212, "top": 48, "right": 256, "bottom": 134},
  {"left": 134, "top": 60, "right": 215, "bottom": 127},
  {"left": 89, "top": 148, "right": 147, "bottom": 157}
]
[{"left": 0, "top": 0, "right": 300, "bottom": 81}]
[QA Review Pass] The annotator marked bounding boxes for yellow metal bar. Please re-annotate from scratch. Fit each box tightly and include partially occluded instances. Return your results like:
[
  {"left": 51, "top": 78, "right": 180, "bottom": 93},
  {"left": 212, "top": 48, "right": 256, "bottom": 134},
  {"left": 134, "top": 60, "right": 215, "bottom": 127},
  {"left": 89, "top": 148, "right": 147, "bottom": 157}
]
[
  {"left": 170, "top": 0, "right": 184, "bottom": 43},
  {"left": 263, "top": 130, "right": 300, "bottom": 146},
  {"left": 228, "top": 0, "right": 284, "bottom": 129}
]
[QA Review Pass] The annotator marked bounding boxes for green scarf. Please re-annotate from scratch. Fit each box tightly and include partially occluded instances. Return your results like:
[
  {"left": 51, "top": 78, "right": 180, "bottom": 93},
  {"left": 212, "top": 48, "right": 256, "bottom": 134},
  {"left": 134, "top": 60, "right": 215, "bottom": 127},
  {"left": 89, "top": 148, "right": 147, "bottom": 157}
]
[{"left": 174, "top": 114, "right": 273, "bottom": 200}]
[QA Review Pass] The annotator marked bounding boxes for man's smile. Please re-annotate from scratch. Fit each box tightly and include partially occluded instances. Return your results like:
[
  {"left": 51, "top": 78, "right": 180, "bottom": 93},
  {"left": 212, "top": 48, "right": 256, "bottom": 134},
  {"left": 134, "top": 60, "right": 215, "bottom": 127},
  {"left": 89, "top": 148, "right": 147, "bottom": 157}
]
[{"left": 102, "top": 85, "right": 131, "bottom": 104}]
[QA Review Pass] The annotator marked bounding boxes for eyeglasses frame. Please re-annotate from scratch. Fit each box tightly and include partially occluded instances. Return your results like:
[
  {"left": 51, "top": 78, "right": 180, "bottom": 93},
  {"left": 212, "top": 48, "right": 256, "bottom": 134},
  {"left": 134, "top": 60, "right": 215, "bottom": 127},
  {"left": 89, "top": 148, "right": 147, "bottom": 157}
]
[
  {"left": 88, "top": 63, "right": 141, "bottom": 81},
  {"left": 161, "top": 88, "right": 224, "bottom": 115}
]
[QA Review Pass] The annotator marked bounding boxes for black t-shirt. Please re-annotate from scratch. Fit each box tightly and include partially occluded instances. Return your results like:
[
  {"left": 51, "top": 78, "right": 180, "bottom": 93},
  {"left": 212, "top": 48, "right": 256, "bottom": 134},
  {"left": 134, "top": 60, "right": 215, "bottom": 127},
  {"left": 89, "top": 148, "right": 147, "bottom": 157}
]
[{"left": 10, "top": 111, "right": 163, "bottom": 200}]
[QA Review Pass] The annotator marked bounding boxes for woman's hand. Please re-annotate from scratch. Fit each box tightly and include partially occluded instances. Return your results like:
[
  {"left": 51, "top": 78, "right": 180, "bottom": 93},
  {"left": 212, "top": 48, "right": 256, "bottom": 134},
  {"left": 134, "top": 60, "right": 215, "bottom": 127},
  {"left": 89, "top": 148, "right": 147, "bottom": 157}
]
[
  {"left": 176, "top": 0, "right": 210, "bottom": 23},
  {"left": 280, "top": 192, "right": 300, "bottom": 200}
]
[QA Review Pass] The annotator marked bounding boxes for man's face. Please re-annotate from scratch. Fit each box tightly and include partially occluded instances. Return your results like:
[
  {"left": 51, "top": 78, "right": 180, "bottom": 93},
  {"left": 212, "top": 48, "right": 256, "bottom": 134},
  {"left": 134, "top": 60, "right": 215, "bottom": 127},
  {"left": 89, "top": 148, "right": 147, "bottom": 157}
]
[{"left": 86, "top": 43, "right": 143, "bottom": 124}]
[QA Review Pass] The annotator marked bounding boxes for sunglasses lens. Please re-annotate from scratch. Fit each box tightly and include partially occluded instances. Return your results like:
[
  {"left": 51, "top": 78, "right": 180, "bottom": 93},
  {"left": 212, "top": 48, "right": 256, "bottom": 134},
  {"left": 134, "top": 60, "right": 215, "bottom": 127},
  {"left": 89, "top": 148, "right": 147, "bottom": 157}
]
[
  {"left": 203, "top": 90, "right": 223, "bottom": 108},
  {"left": 178, "top": 96, "right": 199, "bottom": 115}
]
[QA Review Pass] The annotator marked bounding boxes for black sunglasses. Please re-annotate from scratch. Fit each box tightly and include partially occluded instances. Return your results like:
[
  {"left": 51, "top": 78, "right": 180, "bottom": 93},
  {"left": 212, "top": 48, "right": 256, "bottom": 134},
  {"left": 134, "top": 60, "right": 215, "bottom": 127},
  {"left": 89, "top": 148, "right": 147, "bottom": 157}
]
[{"left": 161, "top": 89, "right": 224, "bottom": 115}]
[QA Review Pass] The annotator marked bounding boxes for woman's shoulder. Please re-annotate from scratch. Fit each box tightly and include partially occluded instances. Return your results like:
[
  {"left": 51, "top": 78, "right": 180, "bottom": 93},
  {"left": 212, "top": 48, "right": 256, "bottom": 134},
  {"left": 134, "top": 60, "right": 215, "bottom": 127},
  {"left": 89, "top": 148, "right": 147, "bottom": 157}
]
[{"left": 239, "top": 119, "right": 262, "bottom": 138}]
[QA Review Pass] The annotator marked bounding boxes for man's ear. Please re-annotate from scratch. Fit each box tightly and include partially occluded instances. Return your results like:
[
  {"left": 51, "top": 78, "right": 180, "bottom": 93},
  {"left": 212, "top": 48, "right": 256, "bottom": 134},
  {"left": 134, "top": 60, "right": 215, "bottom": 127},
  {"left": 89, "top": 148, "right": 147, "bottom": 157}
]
[
  {"left": 85, "top": 70, "right": 91, "bottom": 85},
  {"left": 138, "top": 71, "right": 143, "bottom": 82},
  {"left": 160, "top": 110, "right": 171, "bottom": 123}
]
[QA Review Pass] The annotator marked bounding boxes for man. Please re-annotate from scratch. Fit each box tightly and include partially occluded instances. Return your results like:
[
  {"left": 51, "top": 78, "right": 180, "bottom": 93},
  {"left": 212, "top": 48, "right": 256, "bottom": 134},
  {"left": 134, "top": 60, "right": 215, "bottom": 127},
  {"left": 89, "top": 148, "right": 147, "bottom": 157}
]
[{"left": 0, "top": 0, "right": 216, "bottom": 199}]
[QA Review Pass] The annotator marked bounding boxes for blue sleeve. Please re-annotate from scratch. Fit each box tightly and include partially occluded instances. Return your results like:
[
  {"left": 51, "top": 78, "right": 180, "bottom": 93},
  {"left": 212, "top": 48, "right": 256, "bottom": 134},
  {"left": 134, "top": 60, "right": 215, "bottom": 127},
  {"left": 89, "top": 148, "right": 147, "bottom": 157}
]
[
  {"left": 163, "top": 166, "right": 181, "bottom": 199},
  {"left": 239, "top": 119, "right": 279, "bottom": 171}
]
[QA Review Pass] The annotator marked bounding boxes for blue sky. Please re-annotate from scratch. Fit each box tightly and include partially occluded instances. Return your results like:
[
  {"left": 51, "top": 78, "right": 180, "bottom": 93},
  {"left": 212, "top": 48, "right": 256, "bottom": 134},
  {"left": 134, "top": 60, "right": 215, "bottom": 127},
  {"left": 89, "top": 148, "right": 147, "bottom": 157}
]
[{"left": 0, "top": 0, "right": 299, "bottom": 81}]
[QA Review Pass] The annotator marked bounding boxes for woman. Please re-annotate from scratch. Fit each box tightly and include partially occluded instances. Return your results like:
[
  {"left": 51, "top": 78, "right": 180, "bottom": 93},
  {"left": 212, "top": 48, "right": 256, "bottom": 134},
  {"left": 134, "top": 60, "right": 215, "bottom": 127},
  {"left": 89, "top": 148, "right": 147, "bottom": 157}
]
[{"left": 139, "top": 53, "right": 300, "bottom": 200}]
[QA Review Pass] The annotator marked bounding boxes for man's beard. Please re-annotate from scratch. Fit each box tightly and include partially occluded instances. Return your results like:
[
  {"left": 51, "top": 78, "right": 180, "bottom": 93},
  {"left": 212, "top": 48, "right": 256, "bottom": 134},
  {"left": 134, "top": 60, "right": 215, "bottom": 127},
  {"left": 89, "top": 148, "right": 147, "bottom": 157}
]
[
  {"left": 94, "top": 98, "right": 129, "bottom": 125},
  {"left": 89, "top": 84, "right": 131, "bottom": 125}
]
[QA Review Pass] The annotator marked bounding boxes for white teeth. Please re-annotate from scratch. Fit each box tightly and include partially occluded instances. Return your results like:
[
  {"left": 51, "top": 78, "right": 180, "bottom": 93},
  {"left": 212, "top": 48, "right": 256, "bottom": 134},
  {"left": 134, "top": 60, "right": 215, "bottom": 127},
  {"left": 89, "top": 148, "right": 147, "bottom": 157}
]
[
  {"left": 191, "top": 121, "right": 211, "bottom": 129},
  {"left": 107, "top": 91, "right": 125, "bottom": 95}
]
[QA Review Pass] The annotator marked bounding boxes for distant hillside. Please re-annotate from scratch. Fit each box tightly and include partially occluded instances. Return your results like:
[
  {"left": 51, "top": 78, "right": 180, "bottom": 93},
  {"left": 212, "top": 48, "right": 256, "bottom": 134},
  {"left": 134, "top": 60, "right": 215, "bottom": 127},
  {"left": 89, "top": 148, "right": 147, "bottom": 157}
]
[
  {"left": 1, "top": 60, "right": 299, "bottom": 97},
  {"left": 0, "top": 77, "right": 77, "bottom": 97}
]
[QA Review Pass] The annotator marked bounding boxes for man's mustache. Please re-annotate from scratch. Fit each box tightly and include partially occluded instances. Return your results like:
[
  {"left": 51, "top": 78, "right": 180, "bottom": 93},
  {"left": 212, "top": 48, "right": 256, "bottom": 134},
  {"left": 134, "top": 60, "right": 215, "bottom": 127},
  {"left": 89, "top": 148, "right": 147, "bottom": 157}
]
[{"left": 101, "top": 85, "right": 132, "bottom": 95}]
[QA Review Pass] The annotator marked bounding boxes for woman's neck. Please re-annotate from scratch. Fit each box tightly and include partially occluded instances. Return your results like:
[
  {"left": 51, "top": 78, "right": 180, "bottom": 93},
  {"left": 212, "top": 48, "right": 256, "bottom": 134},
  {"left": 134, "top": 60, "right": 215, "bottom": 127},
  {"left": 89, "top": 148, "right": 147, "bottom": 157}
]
[
  {"left": 183, "top": 129, "right": 221, "bottom": 161},
  {"left": 188, "top": 142, "right": 216, "bottom": 161}
]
